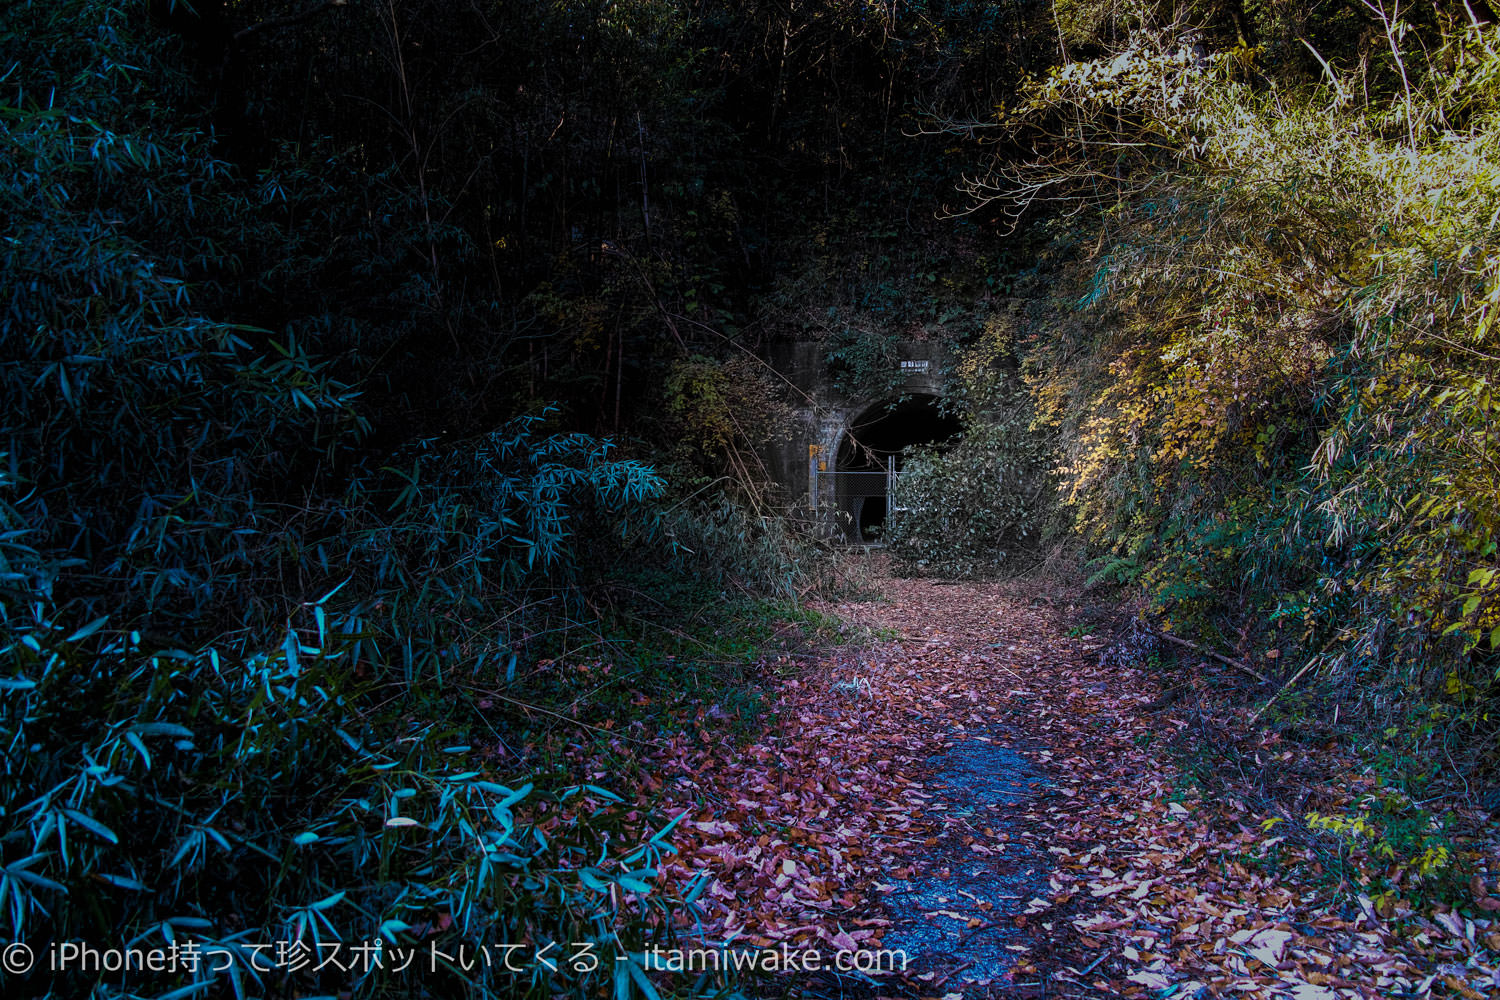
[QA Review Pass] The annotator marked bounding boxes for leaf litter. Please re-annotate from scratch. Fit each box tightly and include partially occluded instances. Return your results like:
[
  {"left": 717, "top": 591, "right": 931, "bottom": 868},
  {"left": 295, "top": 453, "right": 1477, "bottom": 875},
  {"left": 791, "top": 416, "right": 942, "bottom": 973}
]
[{"left": 611, "top": 573, "right": 1500, "bottom": 998}]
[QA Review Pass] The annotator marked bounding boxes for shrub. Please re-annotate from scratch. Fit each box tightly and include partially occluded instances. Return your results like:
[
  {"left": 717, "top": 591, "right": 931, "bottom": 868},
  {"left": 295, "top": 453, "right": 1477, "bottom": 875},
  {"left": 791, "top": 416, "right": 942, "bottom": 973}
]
[
  {"left": 0, "top": 589, "right": 695, "bottom": 1000},
  {"left": 0, "top": 418, "right": 687, "bottom": 999},
  {"left": 0, "top": 7, "right": 694, "bottom": 996},
  {"left": 886, "top": 398, "right": 1051, "bottom": 578},
  {"left": 961, "top": 22, "right": 1500, "bottom": 752}
]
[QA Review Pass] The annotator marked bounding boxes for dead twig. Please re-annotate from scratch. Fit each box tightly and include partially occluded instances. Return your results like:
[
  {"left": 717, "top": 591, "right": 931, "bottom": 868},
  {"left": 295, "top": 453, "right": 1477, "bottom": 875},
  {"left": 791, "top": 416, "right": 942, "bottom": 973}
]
[
  {"left": 1151, "top": 628, "right": 1271, "bottom": 684},
  {"left": 456, "top": 685, "right": 662, "bottom": 746},
  {"left": 931, "top": 958, "right": 977, "bottom": 988},
  {"left": 1249, "top": 659, "right": 1318, "bottom": 726}
]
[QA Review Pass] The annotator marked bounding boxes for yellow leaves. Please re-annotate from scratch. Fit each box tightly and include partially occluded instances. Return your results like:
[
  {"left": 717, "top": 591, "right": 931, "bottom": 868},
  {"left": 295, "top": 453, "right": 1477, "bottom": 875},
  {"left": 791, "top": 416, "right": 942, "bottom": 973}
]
[
  {"left": 952, "top": 312, "right": 1019, "bottom": 394},
  {"left": 1305, "top": 809, "right": 1376, "bottom": 839},
  {"left": 1054, "top": 310, "right": 1318, "bottom": 516},
  {"left": 1445, "top": 671, "right": 1478, "bottom": 699},
  {"left": 1013, "top": 33, "right": 1500, "bottom": 691},
  {"left": 1415, "top": 843, "right": 1451, "bottom": 879},
  {"left": 1220, "top": 42, "right": 1265, "bottom": 78}
]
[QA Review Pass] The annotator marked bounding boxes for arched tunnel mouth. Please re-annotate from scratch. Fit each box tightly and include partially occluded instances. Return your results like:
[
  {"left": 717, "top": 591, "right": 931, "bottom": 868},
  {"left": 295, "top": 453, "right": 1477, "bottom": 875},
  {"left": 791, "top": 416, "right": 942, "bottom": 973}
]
[{"left": 836, "top": 394, "right": 962, "bottom": 542}]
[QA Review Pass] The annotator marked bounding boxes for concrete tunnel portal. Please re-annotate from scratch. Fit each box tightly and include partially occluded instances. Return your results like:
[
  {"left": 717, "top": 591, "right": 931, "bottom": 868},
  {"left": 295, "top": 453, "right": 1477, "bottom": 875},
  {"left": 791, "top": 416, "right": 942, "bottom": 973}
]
[{"left": 835, "top": 394, "right": 962, "bottom": 541}]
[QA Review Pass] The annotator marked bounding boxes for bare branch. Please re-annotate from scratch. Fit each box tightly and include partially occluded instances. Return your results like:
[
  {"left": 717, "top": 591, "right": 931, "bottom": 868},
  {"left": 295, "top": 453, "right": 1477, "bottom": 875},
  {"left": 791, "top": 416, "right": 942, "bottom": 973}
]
[{"left": 233, "top": 0, "right": 348, "bottom": 44}]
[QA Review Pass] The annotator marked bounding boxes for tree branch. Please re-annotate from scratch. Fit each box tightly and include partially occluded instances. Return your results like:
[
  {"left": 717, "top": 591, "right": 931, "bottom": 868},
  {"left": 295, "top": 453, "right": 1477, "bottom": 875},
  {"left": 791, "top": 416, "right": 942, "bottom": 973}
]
[
  {"left": 1151, "top": 628, "right": 1272, "bottom": 683},
  {"left": 234, "top": 0, "right": 348, "bottom": 44}
]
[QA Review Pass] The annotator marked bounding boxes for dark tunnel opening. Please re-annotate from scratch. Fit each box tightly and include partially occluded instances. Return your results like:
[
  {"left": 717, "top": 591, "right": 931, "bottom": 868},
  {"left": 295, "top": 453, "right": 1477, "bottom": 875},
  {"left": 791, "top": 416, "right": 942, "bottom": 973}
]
[{"left": 836, "top": 394, "right": 962, "bottom": 542}]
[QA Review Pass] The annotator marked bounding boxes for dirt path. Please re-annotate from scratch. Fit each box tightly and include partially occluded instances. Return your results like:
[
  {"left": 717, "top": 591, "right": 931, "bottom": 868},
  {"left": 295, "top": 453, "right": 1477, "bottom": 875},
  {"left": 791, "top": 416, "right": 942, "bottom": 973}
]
[{"left": 647, "top": 575, "right": 1499, "bottom": 999}]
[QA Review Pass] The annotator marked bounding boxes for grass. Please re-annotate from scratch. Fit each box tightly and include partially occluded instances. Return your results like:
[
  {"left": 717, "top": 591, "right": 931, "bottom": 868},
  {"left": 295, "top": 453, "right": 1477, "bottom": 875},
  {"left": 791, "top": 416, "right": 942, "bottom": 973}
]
[{"left": 488, "top": 568, "right": 851, "bottom": 775}]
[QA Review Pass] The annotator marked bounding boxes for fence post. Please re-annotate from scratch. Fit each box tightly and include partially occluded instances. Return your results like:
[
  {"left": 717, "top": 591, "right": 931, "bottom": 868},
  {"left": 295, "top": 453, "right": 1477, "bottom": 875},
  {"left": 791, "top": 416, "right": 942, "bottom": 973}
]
[
  {"left": 886, "top": 454, "right": 895, "bottom": 524},
  {"left": 809, "top": 444, "right": 822, "bottom": 511}
]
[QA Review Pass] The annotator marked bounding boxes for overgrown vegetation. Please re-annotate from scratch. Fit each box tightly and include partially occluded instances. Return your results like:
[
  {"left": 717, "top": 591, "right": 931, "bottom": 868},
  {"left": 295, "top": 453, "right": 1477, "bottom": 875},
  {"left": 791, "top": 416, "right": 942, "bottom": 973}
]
[
  {"left": 8, "top": 0, "right": 1500, "bottom": 991},
  {"left": 0, "top": 2, "right": 900, "bottom": 995},
  {"left": 960, "top": 4, "right": 1500, "bottom": 796},
  {"left": 886, "top": 385, "right": 1052, "bottom": 577}
]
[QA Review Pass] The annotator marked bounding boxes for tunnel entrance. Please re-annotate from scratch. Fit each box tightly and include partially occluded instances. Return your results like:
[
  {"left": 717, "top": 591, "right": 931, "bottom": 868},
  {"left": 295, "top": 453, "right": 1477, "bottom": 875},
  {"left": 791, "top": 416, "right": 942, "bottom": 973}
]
[{"left": 835, "top": 394, "right": 962, "bottom": 542}]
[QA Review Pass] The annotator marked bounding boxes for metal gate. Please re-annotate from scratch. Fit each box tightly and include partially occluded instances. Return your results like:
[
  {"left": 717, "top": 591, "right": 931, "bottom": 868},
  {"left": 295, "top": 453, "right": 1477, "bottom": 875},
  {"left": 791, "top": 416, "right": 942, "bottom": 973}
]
[{"left": 811, "top": 456, "right": 899, "bottom": 539}]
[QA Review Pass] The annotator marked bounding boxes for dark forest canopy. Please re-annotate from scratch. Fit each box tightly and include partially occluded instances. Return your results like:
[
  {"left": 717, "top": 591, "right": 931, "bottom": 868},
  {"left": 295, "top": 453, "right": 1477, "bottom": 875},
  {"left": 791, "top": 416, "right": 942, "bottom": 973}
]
[
  {"left": 129, "top": 0, "right": 1059, "bottom": 440},
  {"left": 4, "top": 0, "right": 1500, "bottom": 996}
]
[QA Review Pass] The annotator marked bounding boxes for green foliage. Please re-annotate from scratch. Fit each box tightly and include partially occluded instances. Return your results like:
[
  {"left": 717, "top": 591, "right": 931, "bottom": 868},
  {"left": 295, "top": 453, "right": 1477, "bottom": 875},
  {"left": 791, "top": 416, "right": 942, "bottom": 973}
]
[
  {"left": 824, "top": 327, "right": 908, "bottom": 402},
  {"left": 886, "top": 390, "right": 1051, "bottom": 578},
  {"left": 0, "top": 7, "right": 705, "bottom": 996},
  {"left": 662, "top": 356, "right": 792, "bottom": 494},
  {"left": 1, "top": 392, "right": 675, "bottom": 1000},
  {"left": 0, "top": 567, "right": 697, "bottom": 999},
  {"left": 1304, "top": 790, "right": 1465, "bottom": 906},
  {"left": 1, "top": 0, "right": 364, "bottom": 629},
  {"left": 647, "top": 493, "right": 863, "bottom": 605},
  {"left": 544, "top": 566, "right": 844, "bottom": 745},
  {"left": 959, "top": 13, "right": 1500, "bottom": 779}
]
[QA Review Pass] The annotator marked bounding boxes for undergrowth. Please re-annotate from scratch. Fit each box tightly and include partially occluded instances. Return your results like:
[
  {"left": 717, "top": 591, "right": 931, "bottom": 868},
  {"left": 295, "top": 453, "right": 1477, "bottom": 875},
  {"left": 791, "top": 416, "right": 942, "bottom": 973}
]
[{"left": 1152, "top": 649, "right": 1486, "bottom": 916}]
